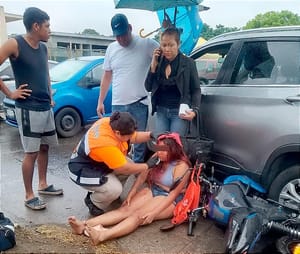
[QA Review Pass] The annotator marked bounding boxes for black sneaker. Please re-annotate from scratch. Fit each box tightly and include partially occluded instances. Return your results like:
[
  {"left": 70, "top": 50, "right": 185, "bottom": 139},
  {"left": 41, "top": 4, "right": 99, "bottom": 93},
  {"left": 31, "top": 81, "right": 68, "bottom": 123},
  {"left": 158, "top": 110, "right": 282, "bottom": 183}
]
[
  {"left": 84, "top": 192, "right": 104, "bottom": 216},
  {"left": 84, "top": 192, "right": 93, "bottom": 207}
]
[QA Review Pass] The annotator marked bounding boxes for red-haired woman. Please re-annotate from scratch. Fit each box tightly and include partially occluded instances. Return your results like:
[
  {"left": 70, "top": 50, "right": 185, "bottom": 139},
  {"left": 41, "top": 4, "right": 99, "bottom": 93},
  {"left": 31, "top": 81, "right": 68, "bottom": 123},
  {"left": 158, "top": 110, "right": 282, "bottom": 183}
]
[{"left": 68, "top": 132, "right": 191, "bottom": 245}]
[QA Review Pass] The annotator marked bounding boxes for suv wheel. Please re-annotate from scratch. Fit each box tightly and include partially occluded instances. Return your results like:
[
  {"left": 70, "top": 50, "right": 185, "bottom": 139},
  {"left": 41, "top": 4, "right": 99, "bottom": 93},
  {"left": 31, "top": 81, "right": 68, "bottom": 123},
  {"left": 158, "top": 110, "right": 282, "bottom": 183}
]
[
  {"left": 268, "top": 165, "right": 300, "bottom": 207},
  {"left": 55, "top": 107, "right": 82, "bottom": 138}
]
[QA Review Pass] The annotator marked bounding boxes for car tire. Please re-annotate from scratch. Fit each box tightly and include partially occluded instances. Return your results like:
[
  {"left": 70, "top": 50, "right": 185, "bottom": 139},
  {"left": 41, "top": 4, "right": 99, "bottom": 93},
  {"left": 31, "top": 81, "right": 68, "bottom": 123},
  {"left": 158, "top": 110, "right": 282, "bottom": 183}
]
[
  {"left": 268, "top": 164, "right": 300, "bottom": 207},
  {"left": 55, "top": 107, "right": 82, "bottom": 138}
]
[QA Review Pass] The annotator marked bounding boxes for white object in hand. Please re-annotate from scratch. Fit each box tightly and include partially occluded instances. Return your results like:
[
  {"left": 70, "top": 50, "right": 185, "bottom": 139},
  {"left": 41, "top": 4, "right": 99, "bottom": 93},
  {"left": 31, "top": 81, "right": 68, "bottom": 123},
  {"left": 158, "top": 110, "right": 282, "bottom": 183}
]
[{"left": 179, "top": 103, "right": 192, "bottom": 116}]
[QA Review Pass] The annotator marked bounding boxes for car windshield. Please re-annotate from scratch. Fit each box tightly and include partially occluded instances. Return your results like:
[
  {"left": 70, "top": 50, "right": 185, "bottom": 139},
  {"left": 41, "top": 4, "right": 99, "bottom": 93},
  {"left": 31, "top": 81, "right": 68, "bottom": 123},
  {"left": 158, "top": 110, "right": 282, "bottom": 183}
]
[{"left": 49, "top": 59, "right": 91, "bottom": 82}]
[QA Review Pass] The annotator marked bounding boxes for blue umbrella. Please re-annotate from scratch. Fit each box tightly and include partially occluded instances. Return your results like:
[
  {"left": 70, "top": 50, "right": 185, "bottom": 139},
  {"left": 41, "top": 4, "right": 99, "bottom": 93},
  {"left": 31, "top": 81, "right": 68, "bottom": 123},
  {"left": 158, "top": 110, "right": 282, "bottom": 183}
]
[
  {"left": 114, "top": 0, "right": 204, "bottom": 55},
  {"left": 156, "top": 5, "right": 203, "bottom": 55}
]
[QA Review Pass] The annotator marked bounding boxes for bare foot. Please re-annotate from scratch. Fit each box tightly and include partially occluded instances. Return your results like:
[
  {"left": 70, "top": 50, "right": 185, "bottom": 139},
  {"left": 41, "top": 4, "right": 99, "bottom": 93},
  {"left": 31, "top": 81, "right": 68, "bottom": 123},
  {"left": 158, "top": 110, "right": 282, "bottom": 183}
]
[
  {"left": 86, "top": 225, "right": 107, "bottom": 245},
  {"left": 83, "top": 224, "right": 104, "bottom": 237},
  {"left": 68, "top": 216, "right": 85, "bottom": 235}
]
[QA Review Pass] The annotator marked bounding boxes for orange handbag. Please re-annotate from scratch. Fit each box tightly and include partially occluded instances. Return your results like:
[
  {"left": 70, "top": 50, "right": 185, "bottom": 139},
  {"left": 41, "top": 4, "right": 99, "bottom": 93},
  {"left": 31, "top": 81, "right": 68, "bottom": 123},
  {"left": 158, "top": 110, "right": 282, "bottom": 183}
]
[{"left": 171, "top": 163, "right": 203, "bottom": 225}]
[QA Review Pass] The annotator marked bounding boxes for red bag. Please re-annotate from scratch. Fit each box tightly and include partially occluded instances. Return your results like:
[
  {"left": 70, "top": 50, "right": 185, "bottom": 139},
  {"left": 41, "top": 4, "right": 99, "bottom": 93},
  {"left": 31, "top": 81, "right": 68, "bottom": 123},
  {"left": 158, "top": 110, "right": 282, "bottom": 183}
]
[{"left": 171, "top": 163, "right": 203, "bottom": 225}]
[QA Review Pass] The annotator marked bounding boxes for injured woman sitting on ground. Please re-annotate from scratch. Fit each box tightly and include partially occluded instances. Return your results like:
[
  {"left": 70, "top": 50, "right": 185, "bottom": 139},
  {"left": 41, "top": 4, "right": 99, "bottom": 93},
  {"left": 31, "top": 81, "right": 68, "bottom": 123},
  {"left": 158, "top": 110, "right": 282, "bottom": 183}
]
[{"left": 68, "top": 132, "right": 191, "bottom": 245}]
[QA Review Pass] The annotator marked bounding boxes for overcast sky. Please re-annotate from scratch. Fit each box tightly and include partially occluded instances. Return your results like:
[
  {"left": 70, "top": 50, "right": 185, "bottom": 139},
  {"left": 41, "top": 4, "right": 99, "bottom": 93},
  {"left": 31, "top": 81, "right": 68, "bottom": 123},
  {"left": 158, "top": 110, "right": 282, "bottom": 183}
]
[{"left": 1, "top": 0, "right": 299, "bottom": 36}]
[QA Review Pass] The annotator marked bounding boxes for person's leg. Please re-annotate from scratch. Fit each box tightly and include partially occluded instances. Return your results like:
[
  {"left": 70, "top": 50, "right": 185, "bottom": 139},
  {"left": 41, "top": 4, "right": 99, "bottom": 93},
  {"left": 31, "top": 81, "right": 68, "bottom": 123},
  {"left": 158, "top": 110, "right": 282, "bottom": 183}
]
[
  {"left": 88, "top": 174, "right": 123, "bottom": 210},
  {"left": 38, "top": 110, "right": 61, "bottom": 192},
  {"left": 68, "top": 187, "right": 153, "bottom": 235},
  {"left": 127, "top": 102, "right": 148, "bottom": 162},
  {"left": 155, "top": 106, "right": 170, "bottom": 134},
  {"left": 86, "top": 194, "right": 175, "bottom": 245},
  {"left": 169, "top": 108, "right": 189, "bottom": 136},
  {"left": 37, "top": 144, "right": 49, "bottom": 190},
  {"left": 22, "top": 152, "right": 38, "bottom": 200},
  {"left": 86, "top": 214, "right": 142, "bottom": 245},
  {"left": 15, "top": 107, "right": 41, "bottom": 201}
]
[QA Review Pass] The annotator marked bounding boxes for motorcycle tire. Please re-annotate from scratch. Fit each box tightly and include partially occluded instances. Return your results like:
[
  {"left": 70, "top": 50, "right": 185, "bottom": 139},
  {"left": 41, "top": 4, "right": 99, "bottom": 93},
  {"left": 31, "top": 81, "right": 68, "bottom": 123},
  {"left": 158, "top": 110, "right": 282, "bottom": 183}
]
[{"left": 276, "top": 236, "right": 300, "bottom": 254}]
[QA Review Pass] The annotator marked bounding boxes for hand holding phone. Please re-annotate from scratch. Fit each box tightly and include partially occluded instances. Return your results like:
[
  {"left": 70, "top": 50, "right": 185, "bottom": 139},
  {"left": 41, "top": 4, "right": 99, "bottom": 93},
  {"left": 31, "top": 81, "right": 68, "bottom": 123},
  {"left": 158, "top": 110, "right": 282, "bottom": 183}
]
[
  {"left": 151, "top": 48, "right": 162, "bottom": 72},
  {"left": 154, "top": 48, "right": 162, "bottom": 62}
]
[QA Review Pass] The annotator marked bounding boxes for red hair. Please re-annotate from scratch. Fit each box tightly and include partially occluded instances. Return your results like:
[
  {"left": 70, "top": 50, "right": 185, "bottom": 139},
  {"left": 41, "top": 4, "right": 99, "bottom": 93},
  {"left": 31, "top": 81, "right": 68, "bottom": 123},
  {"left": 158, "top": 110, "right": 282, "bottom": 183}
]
[{"left": 147, "top": 136, "right": 191, "bottom": 185}]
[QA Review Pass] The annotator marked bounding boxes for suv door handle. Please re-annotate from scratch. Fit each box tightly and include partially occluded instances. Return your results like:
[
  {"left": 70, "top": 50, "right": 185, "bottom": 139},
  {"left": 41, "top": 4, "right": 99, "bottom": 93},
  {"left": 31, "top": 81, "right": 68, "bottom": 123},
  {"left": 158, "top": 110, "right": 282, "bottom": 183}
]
[{"left": 286, "top": 96, "right": 300, "bottom": 103}]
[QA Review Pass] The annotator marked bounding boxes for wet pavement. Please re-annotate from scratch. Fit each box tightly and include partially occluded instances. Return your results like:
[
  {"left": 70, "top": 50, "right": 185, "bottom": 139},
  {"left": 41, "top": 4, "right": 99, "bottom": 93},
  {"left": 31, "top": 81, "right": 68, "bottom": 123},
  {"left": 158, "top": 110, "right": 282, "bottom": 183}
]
[{"left": 0, "top": 118, "right": 226, "bottom": 253}]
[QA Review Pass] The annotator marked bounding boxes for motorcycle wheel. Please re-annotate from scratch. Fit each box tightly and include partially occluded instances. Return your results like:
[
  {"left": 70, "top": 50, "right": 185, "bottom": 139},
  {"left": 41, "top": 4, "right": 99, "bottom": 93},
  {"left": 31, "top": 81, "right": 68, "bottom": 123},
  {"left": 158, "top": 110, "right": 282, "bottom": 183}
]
[{"left": 276, "top": 236, "right": 300, "bottom": 254}]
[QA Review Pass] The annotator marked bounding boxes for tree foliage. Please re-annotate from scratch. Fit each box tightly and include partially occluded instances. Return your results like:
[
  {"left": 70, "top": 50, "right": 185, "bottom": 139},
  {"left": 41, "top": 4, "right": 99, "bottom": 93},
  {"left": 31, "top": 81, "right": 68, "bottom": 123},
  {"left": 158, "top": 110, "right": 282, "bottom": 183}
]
[
  {"left": 199, "top": 10, "right": 300, "bottom": 40},
  {"left": 81, "top": 29, "right": 99, "bottom": 36},
  {"left": 244, "top": 10, "right": 300, "bottom": 29},
  {"left": 201, "top": 23, "right": 239, "bottom": 40}
]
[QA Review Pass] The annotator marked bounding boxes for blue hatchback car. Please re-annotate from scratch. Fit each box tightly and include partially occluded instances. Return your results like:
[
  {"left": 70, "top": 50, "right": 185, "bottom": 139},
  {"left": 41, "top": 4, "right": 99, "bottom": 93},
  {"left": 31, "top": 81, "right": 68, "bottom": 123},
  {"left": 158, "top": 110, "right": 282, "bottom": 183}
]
[{"left": 3, "top": 56, "right": 112, "bottom": 137}]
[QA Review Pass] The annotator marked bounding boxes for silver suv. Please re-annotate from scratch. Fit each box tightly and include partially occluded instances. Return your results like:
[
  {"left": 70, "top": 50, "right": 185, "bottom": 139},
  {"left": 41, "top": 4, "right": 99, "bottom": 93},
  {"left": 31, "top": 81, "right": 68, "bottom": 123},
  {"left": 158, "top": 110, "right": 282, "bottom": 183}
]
[{"left": 190, "top": 26, "right": 300, "bottom": 208}]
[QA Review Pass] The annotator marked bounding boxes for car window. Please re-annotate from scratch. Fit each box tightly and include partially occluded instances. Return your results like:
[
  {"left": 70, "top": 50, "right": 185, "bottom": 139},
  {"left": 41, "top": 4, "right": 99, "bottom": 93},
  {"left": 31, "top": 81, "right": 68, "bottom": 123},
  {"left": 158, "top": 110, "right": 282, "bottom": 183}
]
[
  {"left": 193, "top": 44, "right": 230, "bottom": 85},
  {"left": 231, "top": 41, "right": 300, "bottom": 85},
  {"left": 78, "top": 63, "right": 103, "bottom": 88},
  {"left": 50, "top": 59, "right": 89, "bottom": 82}
]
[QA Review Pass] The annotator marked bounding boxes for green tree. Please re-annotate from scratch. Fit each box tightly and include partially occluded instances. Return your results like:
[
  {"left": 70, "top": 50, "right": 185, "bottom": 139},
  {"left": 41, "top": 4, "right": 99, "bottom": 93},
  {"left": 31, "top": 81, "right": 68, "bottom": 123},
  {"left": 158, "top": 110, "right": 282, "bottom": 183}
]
[
  {"left": 244, "top": 10, "right": 300, "bottom": 29},
  {"left": 81, "top": 29, "right": 99, "bottom": 36},
  {"left": 201, "top": 23, "right": 239, "bottom": 40}
]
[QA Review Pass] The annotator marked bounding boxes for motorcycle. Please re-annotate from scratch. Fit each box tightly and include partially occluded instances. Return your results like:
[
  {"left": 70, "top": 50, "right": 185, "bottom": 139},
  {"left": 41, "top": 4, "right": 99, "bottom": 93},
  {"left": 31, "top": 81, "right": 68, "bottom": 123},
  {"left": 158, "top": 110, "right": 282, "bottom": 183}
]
[{"left": 187, "top": 164, "right": 300, "bottom": 254}]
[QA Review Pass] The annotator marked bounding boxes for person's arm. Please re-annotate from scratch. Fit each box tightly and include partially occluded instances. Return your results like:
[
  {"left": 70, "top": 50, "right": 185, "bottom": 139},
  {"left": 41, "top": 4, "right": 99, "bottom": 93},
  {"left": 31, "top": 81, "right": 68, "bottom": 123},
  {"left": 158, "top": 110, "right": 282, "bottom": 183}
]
[
  {"left": 90, "top": 146, "right": 158, "bottom": 175},
  {"left": 145, "top": 47, "right": 160, "bottom": 92},
  {"left": 190, "top": 58, "right": 201, "bottom": 110},
  {"left": 180, "top": 58, "right": 199, "bottom": 121},
  {"left": 114, "top": 160, "right": 148, "bottom": 175},
  {"left": 97, "top": 70, "right": 112, "bottom": 117},
  {"left": 124, "top": 169, "right": 149, "bottom": 205},
  {"left": 130, "top": 131, "right": 152, "bottom": 144},
  {"left": 46, "top": 52, "right": 54, "bottom": 107},
  {"left": 0, "top": 38, "right": 32, "bottom": 99}
]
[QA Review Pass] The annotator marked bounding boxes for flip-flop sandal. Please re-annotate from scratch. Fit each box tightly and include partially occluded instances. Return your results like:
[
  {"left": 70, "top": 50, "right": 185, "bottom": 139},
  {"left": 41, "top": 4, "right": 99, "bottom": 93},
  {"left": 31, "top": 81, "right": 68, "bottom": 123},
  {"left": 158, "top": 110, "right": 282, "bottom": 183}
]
[
  {"left": 160, "top": 223, "right": 176, "bottom": 232},
  {"left": 24, "top": 197, "right": 47, "bottom": 210},
  {"left": 38, "top": 184, "right": 63, "bottom": 195}
]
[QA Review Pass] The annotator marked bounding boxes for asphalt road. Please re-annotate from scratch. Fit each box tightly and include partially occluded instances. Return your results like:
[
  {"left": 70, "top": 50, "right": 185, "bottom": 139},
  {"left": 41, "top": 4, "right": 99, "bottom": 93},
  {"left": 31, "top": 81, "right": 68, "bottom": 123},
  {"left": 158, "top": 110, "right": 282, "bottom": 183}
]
[{"left": 0, "top": 119, "right": 226, "bottom": 254}]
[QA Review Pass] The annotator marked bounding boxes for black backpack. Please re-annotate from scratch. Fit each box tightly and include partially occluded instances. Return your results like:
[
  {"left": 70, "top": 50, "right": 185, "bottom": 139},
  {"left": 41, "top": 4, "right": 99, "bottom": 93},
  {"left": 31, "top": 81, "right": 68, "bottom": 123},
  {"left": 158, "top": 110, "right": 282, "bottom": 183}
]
[{"left": 0, "top": 212, "right": 16, "bottom": 251}]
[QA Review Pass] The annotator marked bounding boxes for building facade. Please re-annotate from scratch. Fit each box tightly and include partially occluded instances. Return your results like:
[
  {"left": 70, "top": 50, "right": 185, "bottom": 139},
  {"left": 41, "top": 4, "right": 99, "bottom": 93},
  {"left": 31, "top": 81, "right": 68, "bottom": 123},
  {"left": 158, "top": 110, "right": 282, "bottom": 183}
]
[
  {"left": 48, "top": 32, "right": 115, "bottom": 62},
  {"left": 0, "top": 6, "right": 115, "bottom": 62}
]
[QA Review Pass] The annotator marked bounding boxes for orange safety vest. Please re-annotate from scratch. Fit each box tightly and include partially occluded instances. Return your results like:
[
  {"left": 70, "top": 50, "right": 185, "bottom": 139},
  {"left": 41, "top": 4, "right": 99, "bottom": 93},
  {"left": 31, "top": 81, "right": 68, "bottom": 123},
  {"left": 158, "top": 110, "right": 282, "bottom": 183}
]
[
  {"left": 68, "top": 117, "right": 131, "bottom": 186},
  {"left": 85, "top": 117, "right": 129, "bottom": 160}
]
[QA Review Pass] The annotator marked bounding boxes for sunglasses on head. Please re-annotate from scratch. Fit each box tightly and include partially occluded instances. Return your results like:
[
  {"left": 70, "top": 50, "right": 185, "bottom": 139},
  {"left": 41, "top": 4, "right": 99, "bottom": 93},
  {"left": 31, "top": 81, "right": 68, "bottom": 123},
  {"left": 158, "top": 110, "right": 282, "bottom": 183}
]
[{"left": 157, "top": 132, "right": 183, "bottom": 147}]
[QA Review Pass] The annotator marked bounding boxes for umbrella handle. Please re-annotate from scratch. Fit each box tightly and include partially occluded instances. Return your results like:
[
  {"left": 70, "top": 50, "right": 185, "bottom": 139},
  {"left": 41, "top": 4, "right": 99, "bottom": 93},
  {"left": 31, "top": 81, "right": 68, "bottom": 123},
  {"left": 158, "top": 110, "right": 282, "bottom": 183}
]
[{"left": 139, "top": 27, "right": 161, "bottom": 38}]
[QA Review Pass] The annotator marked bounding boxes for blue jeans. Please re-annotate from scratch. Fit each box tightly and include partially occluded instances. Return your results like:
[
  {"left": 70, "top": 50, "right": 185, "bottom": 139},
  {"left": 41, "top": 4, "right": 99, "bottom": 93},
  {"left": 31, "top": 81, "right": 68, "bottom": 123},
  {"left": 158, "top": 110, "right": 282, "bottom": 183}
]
[
  {"left": 155, "top": 106, "right": 188, "bottom": 136},
  {"left": 112, "top": 102, "right": 148, "bottom": 163},
  {"left": 151, "top": 184, "right": 183, "bottom": 205}
]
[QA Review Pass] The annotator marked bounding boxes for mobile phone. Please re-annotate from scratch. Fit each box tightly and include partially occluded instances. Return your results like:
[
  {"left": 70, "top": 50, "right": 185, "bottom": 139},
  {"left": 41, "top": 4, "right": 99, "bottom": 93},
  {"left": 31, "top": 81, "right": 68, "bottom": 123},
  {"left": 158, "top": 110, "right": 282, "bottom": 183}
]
[{"left": 157, "top": 48, "right": 163, "bottom": 64}]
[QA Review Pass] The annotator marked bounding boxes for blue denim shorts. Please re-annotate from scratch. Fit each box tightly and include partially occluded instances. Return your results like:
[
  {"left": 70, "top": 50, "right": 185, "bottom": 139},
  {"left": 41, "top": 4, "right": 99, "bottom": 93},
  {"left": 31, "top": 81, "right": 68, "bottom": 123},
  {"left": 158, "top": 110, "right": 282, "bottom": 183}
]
[{"left": 151, "top": 184, "right": 183, "bottom": 205}]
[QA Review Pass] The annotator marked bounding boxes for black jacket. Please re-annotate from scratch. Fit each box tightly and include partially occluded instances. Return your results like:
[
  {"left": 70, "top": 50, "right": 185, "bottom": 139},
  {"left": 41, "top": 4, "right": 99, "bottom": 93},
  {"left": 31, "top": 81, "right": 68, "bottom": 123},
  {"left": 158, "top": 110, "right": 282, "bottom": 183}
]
[{"left": 145, "top": 53, "right": 201, "bottom": 115}]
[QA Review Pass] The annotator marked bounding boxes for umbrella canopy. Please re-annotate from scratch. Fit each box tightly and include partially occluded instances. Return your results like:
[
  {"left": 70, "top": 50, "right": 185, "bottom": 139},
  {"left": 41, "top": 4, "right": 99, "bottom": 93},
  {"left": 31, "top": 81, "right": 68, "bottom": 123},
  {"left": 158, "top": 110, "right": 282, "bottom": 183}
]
[
  {"left": 114, "top": 0, "right": 204, "bottom": 55},
  {"left": 156, "top": 5, "right": 203, "bottom": 55},
  {"left": 114, "top": 0, "right": 202, "bottom": 11}
]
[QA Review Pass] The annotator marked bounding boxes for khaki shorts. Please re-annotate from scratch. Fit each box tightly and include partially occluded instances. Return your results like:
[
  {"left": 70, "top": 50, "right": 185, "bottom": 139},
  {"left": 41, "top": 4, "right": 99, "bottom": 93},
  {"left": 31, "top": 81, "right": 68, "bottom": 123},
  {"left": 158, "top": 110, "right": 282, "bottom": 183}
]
[{"left": 15, "top": 107, "right": 58, "bottom": 153}]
